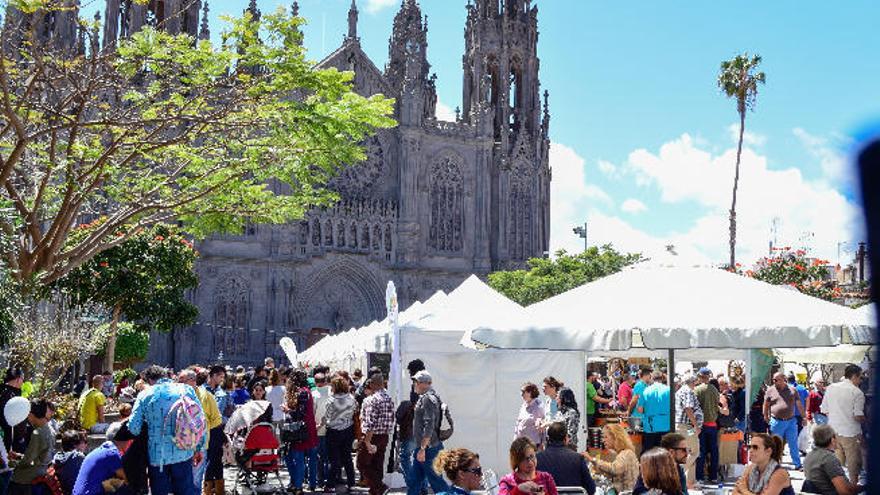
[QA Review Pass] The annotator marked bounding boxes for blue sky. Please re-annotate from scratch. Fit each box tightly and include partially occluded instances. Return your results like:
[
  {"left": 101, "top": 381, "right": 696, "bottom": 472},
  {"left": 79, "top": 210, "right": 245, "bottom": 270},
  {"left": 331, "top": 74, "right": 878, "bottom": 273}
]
[{"left": 94, "top": 0, "right": 880, "bottom": 265}]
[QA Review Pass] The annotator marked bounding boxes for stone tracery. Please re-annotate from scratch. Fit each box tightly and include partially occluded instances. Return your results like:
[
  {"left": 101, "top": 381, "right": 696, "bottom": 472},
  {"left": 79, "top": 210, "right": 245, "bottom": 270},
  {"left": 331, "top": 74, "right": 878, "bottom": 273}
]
[{"left": 428, "top": 155, "right": 464, "bottom": 253}]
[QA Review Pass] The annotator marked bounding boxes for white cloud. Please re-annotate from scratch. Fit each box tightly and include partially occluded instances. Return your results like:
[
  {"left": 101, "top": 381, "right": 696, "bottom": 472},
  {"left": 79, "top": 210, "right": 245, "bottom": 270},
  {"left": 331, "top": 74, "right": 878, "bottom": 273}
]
[
  {"left": 549, "top": 142, "right": 608, "bottom": 254},
  {"left": 793, "top": 127, "right": 853, "bottom": 187},
  {"left": 621, "top": 198, "right": 647, "bottom": 214},
  {"left": 365, "top": 0, "right": 398, "bottom": 14},
  {"left": 597, "top": 159, "right": 619, "bottom": 178},
  {"left": 435, "top": 100, "right": 457, "bottom": 122},
  {"left": 624, "top": 133, "right": 863, "bottom": 265},
  {"left": 727, "top": 123, "right": 767, "bottom": 147}
]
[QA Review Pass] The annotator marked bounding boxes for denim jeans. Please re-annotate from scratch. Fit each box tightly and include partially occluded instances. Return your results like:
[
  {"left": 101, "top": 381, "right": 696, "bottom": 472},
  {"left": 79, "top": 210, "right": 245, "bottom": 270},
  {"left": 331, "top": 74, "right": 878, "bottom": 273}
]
[
  {"left": 408, "top": 444, "right": 448, "bottom": 495},
  {"left": 192, "top": 448, "right": 207, "bottom": 492},
  {"left": 400, "top": 438, "right": 428, "bottom": 491},
  {"left": 696, "top": 425, "right": 719, "bottom": 482},
  {"left": 769, "top": 417, "right": 801, "bottom": 468},
  {"left": 149, "top": 459, "right": 196, "bottom": 495},
  {"left": 285, "top": 447, "right": 318, "bottom": 489},
  {"left": 0, "top": 470, "right": 11, "bottom": 495},
  {"left": 317, "top": 435, "right": 330, "bottom": 487}
]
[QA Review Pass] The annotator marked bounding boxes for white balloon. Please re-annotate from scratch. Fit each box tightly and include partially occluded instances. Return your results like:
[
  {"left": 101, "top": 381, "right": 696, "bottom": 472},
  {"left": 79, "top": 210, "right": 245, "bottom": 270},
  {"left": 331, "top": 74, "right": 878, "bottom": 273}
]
[
  {"left": 4, "top": 397, "right": 29, "bottom": 427},
  {"left": 280, "top": 337, "right": 298, "bottom": 366}
]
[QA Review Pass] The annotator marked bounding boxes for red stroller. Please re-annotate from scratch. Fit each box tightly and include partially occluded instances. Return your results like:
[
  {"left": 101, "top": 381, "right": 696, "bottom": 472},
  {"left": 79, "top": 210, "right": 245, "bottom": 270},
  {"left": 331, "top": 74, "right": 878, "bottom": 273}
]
[{"left": 226, "top": 401, "right": 286, "bottom": 494}]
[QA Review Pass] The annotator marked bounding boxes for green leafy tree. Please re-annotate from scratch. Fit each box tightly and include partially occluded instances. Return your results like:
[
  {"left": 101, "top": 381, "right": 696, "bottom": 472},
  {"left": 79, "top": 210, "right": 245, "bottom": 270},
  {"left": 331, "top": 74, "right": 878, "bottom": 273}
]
[
  {"left": 0, "top": 1, "right": 396, "bottom": 287},
  {"left": 737, "top": 248, "right": 840, "bottom": 301},
  {"left": 718, "top": 53, "right": 766, "bottom": 268},
  {"left": 101, "top": 322, "right": 150, "bottom": 368},
  {"left": 488, "top": 245, "right": 643, "bottom": 306},
  {"left": 56, "top": 223, "right": 198, "bottom": 369}
]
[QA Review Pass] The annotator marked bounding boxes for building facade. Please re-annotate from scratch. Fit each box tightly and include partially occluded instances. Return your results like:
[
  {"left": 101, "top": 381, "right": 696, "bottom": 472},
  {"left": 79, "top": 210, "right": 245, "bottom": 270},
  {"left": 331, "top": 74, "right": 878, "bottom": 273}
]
[{"left": 4, "top": 0, "right": 552, "bottom": 366}]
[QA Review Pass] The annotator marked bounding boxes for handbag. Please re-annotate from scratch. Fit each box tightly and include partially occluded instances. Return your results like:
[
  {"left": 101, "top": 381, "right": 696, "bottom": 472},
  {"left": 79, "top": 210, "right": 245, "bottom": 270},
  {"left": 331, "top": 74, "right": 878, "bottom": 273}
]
[{"left": 281, "top": 420, "right": 308, "bottom": 445}]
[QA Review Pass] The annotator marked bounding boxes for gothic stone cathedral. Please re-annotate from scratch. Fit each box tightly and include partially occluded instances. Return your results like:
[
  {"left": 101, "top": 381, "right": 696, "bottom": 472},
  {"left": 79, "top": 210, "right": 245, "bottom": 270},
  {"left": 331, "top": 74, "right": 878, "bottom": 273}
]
[{"left": 6, "top": 0, "right": 552, "bottom": 366}]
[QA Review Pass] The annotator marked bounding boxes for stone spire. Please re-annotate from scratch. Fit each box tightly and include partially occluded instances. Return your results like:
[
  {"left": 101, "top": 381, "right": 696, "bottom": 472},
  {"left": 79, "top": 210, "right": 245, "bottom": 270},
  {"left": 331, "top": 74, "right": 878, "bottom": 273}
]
[
  {"left": 245, "top": 0, "right": 261, "bottom": 22},
  {"left": 346, "top": 0, "right": 359, "bottom": 41},
  {"left": 292, "top": 1, "right": 300, "bottom": 17},
  {"left": 199, "top": 0, "right": 210, "bottom": 41}
]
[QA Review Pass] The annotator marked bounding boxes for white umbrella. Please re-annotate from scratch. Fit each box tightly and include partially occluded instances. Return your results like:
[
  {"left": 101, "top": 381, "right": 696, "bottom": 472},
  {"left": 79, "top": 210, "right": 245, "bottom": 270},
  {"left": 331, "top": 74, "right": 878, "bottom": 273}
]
[{"left": 469, "top": 263, "right": 872, "bottom": 351}]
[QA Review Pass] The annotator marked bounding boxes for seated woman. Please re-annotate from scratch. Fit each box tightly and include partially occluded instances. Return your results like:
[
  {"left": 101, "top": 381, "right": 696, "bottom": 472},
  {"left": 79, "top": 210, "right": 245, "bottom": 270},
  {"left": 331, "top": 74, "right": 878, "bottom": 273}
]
[
  {"left": 733, "top": 433, "right": 794, "bottom": 495},
  {"left": 639, "top": 448, "right": 684, "bottom": 495},
  {"left": 434, "top": 448, "right": 484, "bottom": 495},
  {"left": 499, "top": 438, "right": 557, "bottom": 495},
  {"left": 583, "top": 424, "right": 639, "bottom": 494}
]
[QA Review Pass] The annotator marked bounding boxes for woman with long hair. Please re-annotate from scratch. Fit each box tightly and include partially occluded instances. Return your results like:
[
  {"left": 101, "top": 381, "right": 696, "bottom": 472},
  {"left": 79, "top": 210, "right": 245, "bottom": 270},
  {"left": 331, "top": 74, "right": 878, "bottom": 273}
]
[
  {"left": 498, "top": 437, "right": 557, "bottom": 495},
  {"left": 583, "top": 424, "right": 639, "bottom": 494},
  {"left": 250, "top": 379, "right": 267, "bottom": 402},
  {"left": 324, "top": 375, "right": 357, "bottom": 491},
  {"left": 281, "top": 369, "right": 318, "bottom": 495},
  {"left": 733, "top": 433, "right": 794, "bottom": 495},
  {"left": 640, "top": 448, "right": 684, "bottom": 495},
  {"left": 555, "top": 388, "right": 580, "bottom": 449},
  {"left": 434, "top": 449, "right": 484, "bottom": 495}
]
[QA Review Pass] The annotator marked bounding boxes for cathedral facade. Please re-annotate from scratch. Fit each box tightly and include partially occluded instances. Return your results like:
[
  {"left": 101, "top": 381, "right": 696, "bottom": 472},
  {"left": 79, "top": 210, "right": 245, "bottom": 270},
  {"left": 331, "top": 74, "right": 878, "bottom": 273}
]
[{"left": 5, "top": 0, "right": 552, "bottom": 366}]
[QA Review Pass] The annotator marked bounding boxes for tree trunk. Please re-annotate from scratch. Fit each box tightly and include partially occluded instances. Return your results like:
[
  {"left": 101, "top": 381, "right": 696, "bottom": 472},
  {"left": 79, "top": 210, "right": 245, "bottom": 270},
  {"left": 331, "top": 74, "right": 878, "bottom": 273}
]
[
  {"left": 103, "top": 304, "right": 122, "bottom": 372},
  {"left": 729, "top": 110, "right": 746, "bottom": 269}
]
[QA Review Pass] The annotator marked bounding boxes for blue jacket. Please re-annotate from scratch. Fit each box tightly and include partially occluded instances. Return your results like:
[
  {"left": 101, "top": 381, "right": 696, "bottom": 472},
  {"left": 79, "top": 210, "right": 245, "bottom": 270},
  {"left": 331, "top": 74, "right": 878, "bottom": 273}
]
[{"left": 128, "top": 378, "right": 206, "bottom": 467}]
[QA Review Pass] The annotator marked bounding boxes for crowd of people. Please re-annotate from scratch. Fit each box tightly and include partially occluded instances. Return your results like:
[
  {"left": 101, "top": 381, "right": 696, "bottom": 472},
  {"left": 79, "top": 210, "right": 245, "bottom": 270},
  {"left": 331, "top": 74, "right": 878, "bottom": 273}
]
[{"left": 0, "top": 358, "right": 867, "bottom": 495}]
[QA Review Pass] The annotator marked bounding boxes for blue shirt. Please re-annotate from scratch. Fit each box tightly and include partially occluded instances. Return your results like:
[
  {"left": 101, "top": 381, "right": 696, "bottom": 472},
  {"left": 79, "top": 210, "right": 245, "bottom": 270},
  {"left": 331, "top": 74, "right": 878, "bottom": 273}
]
[
  {"left": 205, "top": 385, "right": 230, "bottom": 421},
  {"left": 72, "top": 441, "right": 122, "bottom": 495},
  {"left": 631, "top": 380, "right": 648, "bottom": 418},
  {"left": 128, "top": 378, "right": 207, "bottom": 467},
  {"left": 641, "top": 383, "right": 671, "bottom": 433},
  {"left": 230, "top": 388, "right": 250, "bottom": 406}
]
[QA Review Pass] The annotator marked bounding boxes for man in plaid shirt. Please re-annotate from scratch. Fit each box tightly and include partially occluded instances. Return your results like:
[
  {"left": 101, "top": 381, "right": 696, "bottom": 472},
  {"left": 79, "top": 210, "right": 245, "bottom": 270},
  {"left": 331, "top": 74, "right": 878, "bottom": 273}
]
[
  {"left": 360, "top": 373, "right": 395, "bottom": 495},
  {"left": 675, "top": 373, "right": 703, "bottom": 488}
]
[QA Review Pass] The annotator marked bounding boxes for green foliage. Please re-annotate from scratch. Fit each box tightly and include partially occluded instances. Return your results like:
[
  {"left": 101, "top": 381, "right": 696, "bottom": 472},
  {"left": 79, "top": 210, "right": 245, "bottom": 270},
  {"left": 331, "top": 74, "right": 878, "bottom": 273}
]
[
  {"left": 718, "top": 53, "right": 766, "bottom": 115},
  {"left": 113, "top": 367, "right": 139, "bottom": 384},
  {"left": 0, "top": 5, "right": 396, "bottom": 285},
  {"left": 56, "top": 223, "right": 199, "bottom": 334},
  {"left": 736, "top": 248, "right": 840, "bottom": 301},
  {"left": 99, "top": 322, "right": 150, "bottom": 366},
  {"left": 488, "top": 245, "right": 643, "bottom": 306}
]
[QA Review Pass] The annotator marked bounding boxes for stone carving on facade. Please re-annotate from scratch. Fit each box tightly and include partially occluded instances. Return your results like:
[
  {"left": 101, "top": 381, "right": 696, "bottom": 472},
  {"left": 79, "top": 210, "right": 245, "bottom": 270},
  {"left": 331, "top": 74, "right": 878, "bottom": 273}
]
[
  {"left": 428, "top": 155, "right": 464, "bottom": 253},
  {"left": 212, "top": 277, "right": 251, "bottom": 361}
]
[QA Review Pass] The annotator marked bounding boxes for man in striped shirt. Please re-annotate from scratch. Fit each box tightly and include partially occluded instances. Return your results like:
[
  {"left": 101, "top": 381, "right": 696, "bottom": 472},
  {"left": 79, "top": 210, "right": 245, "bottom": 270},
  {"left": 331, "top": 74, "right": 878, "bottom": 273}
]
[{"left": 360, "top": 373, "right": 395, "bottom": 495}]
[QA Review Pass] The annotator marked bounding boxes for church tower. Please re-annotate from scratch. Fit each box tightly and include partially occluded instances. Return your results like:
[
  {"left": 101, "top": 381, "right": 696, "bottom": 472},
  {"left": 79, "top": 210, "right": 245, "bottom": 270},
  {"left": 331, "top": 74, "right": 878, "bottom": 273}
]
[
  {"left": 462, "top": 0, "right": 550, "bottom": 267},
  {"left": 2, "top": 0, "right": 81, "bottom": 56}
]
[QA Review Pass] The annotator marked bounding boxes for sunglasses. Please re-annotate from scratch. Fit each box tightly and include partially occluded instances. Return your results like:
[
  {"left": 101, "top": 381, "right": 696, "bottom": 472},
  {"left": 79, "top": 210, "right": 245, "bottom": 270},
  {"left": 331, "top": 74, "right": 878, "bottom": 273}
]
[
  {"left": 524, "top": 454, "right": 537, "bottom": 462},
  {"left": 748, "top": 444, "right": 764, "bottom": 450},
  {"left": 464, "top": 467, "right": 483, "bottom": 476},
  {"left": 671, "top": 447, "right": 689, "bottom": 453}
]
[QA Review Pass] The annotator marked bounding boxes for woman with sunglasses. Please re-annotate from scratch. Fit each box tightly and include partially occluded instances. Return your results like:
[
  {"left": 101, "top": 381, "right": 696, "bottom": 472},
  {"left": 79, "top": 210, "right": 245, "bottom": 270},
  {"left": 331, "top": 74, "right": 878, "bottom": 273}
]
[
  {"left": 499, "top": 437, "right": 558, "bottom": 495},
  {"left": 733, "top": 433, "right": 795, "bottom": 495},
  {"left": 434, "top": 448, "right": 484, "bottom": 495}
]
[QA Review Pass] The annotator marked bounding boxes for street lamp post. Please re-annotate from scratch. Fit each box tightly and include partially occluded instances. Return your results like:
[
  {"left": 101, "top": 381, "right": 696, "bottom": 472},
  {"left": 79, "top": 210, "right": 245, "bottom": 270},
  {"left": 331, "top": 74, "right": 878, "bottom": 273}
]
[{"left": 572, "top": 223, "right": 588, "bottom": 252}]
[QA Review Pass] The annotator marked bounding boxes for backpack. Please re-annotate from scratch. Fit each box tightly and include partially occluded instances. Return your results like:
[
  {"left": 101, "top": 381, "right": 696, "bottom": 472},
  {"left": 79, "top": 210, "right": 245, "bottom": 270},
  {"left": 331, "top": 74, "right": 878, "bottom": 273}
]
[
  {"left": 163, "top": 392, "right": 206, "bottom": 451},
  {"left": 437, "top": 399, "right": 454, "bottom": 441}
]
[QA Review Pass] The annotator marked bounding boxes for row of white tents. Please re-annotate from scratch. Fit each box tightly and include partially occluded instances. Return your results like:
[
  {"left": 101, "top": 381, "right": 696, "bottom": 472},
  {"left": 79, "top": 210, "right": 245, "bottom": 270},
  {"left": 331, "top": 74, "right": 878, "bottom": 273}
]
[{"left": 299, "top": 259, "right": 876, "bottom": 477}]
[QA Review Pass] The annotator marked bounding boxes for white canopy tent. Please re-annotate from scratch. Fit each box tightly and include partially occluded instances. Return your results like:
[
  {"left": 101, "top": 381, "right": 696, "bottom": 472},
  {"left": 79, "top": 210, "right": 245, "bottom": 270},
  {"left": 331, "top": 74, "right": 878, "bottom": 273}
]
[
  {"left": 397, "top": 275, "right": 586, "bottom": 477},
  {"left": 467, "top": 263, "right": 872, "bottom": 351},
  {"left": 298, "top": 291, "right": 448, "bottom": 370}
]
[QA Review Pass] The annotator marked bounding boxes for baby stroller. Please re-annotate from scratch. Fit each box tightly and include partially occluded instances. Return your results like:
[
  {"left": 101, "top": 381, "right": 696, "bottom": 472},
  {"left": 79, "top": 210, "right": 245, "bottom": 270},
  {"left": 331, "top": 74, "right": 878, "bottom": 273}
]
[{"left": 225, "top": 400, "right": 285, "bottom": 494}]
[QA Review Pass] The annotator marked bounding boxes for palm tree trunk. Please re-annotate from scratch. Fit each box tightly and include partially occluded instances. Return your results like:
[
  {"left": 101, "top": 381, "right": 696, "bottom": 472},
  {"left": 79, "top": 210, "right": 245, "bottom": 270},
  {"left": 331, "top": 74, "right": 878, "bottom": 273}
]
[
  {"left": 729, "top": 110, "right": 746, "bottom": 269},
  {"left": 103, "top": 304, "right": 121, "bottom": 372}
]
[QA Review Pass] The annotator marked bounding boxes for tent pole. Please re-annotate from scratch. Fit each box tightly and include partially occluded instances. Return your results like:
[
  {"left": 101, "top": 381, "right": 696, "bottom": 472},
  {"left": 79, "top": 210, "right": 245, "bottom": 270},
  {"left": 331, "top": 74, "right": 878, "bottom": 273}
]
[{"left": 668, "top": 349, "right": 675, "bottom": 424}]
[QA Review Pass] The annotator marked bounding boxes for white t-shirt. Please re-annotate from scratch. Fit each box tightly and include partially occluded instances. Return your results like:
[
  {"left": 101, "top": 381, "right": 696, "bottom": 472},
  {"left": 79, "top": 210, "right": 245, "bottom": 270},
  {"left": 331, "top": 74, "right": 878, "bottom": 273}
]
[
  {"left": 820, "top": 380, "right": 865, "bottom": 437},
  {"left": 267, "top": 385, "right": 287, "bottom": 422}
]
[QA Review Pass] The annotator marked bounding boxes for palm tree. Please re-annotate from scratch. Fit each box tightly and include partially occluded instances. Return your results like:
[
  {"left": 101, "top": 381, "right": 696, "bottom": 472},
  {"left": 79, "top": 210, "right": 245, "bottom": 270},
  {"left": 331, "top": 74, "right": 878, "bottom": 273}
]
[{"left": 718, "top": 53, "right": 765, "bottom": 268}]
